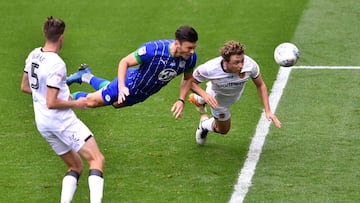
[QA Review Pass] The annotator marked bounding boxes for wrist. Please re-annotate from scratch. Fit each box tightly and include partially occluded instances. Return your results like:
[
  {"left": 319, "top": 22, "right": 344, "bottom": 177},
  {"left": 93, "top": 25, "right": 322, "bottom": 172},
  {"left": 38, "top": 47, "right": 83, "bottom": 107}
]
[{"left": 178, "top": 98, "right": 185, "bottom": 104}]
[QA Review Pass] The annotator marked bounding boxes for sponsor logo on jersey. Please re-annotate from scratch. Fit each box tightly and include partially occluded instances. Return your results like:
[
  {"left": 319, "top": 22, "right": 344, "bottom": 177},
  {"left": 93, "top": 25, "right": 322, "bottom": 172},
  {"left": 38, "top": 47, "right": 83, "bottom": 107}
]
[
  {"left": 138, "top": 46, "right": 147, "bottom": 56},
  {"left": 216, "top": 82, "right": 245, "bottom": 88},
  {"left": 158, "top": 68, "right": 177, "bottom": 81}
]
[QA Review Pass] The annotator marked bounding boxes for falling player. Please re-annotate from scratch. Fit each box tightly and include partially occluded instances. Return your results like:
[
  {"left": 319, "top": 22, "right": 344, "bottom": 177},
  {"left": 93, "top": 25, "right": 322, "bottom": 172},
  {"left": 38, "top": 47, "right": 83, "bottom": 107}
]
[{"left": 189, "top": 40, "right": 281, "bottom": 145}]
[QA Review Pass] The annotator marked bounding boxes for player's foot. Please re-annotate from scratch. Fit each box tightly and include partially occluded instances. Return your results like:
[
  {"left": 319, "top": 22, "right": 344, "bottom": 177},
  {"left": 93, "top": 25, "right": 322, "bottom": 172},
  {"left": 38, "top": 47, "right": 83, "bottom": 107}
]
[
  {"left": 189, "top": 93, "right": 207, "bottom": 114},
  {"left": 66, "top": 64, "right": 91, "bottom": 85},
  {"left": 196, "top": 119, "right": 209, "bottom": 145}
]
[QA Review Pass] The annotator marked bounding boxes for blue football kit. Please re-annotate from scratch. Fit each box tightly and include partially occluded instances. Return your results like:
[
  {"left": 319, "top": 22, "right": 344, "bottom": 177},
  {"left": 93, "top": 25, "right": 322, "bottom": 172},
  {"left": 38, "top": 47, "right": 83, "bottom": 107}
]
[{"left": 101, "top": 40, "right": 197, "bottom": 106}]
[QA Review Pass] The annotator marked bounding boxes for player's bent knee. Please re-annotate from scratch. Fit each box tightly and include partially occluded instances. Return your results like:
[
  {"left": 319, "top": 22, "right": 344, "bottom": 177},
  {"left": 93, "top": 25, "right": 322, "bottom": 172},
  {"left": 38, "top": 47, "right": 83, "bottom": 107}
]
[
  {"left": 90, "top": 152, "right": 105, "bottom": 168},
  {"left": 218, "top": 130, "right": 230, "bottom": 135},
  {"left": 215, "top": 127, "right": 230, "bottom": 135}
]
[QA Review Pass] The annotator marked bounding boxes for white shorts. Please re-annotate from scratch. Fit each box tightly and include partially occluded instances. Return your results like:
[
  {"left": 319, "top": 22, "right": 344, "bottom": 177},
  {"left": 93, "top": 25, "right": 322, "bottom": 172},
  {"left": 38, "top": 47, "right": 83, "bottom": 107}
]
[
  {"left": 206, "top": 82, "right": 240, "bottom": 121},
  {"left": 40, "top": 119, "right": 93, "bottom": 155}
]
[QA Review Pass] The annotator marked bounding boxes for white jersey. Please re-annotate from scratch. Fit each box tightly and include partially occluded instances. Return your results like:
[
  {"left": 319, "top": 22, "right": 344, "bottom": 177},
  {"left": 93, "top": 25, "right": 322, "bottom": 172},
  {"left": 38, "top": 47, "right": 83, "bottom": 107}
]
[
  {"left": 24, "top": 47, "right": 78, "bottom": 131},
  {"left": 193, "top": 55, "right": 260, "bottom": 107}
]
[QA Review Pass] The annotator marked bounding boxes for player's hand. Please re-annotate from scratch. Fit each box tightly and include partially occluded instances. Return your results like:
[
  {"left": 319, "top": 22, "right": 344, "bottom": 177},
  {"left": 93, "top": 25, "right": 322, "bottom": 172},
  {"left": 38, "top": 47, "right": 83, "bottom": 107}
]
[
  {"left": 203, "top": 94, "right": 218, "bottom": 109},
  {"left": 75, "top": 97, "right": 88, "bottom": 110},
  {"left": 118, "top": 86, "right": 129, "bottom": 104},
  {"left": 171, "top": 100, "right": 184, "bottom": 120},
  {"left": 266, "top": 112, "right": 281, "bottom": 128}
]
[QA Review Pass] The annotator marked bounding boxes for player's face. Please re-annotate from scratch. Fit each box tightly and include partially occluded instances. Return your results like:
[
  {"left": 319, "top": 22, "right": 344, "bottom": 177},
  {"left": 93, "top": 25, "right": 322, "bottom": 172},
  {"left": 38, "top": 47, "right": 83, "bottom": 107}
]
[
  {"left": 224, "top": 54, "right": 244, "bottom": 73},
  {"left": 176, "top": 41, "right": 197, "bottom": 59}
]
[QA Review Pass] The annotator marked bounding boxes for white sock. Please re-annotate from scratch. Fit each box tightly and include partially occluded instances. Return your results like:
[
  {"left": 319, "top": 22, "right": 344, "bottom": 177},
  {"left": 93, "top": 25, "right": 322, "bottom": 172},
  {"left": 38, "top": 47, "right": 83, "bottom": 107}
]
[
  {"left": 88, "top": 175, "right": 104, "bottom": 203},
  {"left": 61, "top": 175, "right": 78, "bottom": 203},
  {"left": 194, "top": 93, "right": 205, "bottom": 105},
  {"left": 202, "top": 117, "right": 214, "bottom": 132},
  {"left": 82, "top": 73, "right": 94, "bottom": 83}
]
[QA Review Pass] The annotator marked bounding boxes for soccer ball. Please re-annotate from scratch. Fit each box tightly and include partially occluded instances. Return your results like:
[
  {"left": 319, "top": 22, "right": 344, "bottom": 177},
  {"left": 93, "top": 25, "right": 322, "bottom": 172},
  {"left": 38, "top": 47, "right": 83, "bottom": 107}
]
[{"left": 274, "top": 42, "right": 300, "bottom": 67}]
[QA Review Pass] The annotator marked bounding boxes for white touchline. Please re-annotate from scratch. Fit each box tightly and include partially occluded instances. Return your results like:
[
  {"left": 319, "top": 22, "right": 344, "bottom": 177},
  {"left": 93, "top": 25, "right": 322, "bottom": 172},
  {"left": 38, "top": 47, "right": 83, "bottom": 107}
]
[
  {"left": 293, "top": 66, "right": 360, "bottom": 69},
  {"left": 228, "top": 66, "right": 292, "bottom": 203},
  {"left": 229, "top": 65, "right": 360, "bottom": 203}
]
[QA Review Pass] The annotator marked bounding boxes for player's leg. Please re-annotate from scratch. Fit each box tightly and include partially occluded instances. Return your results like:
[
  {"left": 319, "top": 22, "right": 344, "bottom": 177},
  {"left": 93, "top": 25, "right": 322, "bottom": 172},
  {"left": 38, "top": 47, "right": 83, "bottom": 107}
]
[
  {"left": 64, "top": 119, "right": 104, "bottom": 203},
  {"left": 195, "top": 105, "right": 231, "bottom": 145},
  {"left": 78, "top": 137, "right": 105, "bottom": 203},
  {"left": 41, "top": 131, "right": 84, "bottom": 203},
  {"left": 191, "top": 83, "right": 214, "bottom": 145},
  {"left": 189, "top": 93, "right": 207, "bottom": 114},
  {"left": 67, "top": 64, "right": 110, "bottom": 90},
  {"left": 195, "top": 116, "right": 210, "bottom": 145},
  {"left": 206, "top": 106, "right": 231, "bottom": 135},
  {"left": 60, "top": 150, "right": 84, "bottom": 203},
  {"left": 213, "top": 118, "right": 231, "bottom": 135},
  {"left": 71, "top": 90, "right": 106, "bottom": 108}
]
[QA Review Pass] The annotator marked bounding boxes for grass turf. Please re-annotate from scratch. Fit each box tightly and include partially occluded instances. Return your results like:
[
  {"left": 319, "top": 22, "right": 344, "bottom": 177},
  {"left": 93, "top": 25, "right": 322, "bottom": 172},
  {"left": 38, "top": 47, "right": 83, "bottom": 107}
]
[{"left": 2, "top": 0, "right": 360, "bottom": 202}]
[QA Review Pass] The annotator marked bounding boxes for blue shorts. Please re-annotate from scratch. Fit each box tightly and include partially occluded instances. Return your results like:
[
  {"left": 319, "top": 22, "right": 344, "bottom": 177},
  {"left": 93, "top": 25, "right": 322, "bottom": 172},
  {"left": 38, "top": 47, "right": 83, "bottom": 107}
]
[{"left": 101, "top": 68, "right": 149, "bottom": 106}]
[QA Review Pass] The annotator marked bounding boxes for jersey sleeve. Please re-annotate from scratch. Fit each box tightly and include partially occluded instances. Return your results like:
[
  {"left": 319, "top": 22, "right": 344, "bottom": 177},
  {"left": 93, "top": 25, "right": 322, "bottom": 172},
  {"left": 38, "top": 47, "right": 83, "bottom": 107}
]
[
  {"left": 134, "top": 42, "right": 155, "bottom": 65},
  {"left": 134, "top": 46, "right": 146, "bottom": 64},
  {"left": 24, "top": 53, "right": 32, "bottom": 73},
  {"left": 192, "top": 63, "right": 208, "bottom": 83},
  {"left": 251, "top": 64, "right": 260, "bottom": 79},
  {"left": 47, "top": 62, "right": 66, "bottom": 89}
]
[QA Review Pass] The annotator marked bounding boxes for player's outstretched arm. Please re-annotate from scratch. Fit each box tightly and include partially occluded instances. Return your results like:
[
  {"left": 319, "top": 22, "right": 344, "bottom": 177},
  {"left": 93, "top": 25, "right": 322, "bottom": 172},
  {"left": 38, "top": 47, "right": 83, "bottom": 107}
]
[
  {"left": 171, "top": 73, "right": 193, "bottom": 119},
  {"left": 117, "top": 53, "right": 138, "bottom": 104},
  {"left": 253, "top": 75, "right": 281, "bottom": 128}
]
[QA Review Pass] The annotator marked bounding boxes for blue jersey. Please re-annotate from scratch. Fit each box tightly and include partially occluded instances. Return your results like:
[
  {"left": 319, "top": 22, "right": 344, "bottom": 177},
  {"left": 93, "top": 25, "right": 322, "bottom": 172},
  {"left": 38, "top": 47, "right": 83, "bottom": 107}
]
[
  {"left": 130, "top": 39, "right": 196, "bottom": 96},
  {"left": 101, "top": 40, "right": 197, "bottom": 106}
]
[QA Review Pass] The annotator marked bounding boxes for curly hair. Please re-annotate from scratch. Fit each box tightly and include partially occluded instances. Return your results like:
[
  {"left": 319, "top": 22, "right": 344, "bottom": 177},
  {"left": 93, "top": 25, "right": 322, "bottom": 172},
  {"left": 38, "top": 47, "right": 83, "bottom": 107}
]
[{"left": 220, "top": 40, "right": 246, "bottom": 62}]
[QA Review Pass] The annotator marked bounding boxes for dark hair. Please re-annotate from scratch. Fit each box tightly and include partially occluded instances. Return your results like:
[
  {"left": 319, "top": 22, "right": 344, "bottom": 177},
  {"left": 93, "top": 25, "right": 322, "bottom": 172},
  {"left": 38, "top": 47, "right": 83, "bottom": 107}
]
[
  {"left": 220, "top": 40, "right": 246, "bottom": 62},
  {"left": 43, "top": 16, "right": 65, "bottom": 42},
  {"left": 175, "top": 25, "right": 198, "bottom": 43}
]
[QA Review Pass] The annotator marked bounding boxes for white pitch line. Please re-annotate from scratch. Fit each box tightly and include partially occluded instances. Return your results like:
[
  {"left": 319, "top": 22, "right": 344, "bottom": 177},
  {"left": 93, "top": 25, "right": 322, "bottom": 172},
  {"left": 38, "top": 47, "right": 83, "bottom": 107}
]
[
  {"left": 228, "top": 67, "right": 292, "bottom": 203},
  {"left": 229, "top": 65, "right": 360, "bottom": 203},
  {"left": 292, "top": 65, "right": 360, "bottom": 69}
]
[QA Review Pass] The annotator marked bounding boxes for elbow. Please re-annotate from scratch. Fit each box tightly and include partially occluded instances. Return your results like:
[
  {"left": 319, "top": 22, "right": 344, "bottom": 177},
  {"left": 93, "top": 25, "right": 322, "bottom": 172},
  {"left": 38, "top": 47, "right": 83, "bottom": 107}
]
[
  {"left": 20, "top": 86, "right": 31, "bottom": 94},
  {"left": 46, "top": 102, "right": 57, "bottom": 109}
]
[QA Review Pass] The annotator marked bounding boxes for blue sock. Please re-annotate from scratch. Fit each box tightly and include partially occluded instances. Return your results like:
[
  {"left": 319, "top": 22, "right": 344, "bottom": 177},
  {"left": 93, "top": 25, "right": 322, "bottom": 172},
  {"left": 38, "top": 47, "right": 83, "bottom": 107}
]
[
  {"left": 72, "top": 91, "right": 89, "bottom": 100},
  {"left": 89, "top": 77, "right": 110, "bottom": 91}
]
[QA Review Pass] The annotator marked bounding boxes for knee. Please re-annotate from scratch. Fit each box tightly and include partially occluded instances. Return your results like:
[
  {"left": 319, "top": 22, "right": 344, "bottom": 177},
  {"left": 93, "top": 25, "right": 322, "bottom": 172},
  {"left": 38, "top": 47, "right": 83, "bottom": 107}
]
[
  {"left": 86, "top": 99, "right": 99, "bottom": 108},
  {"left": 93, "top": 152, "right": 105, "bottom": 167},
  {"left": 218, "top": 129, "right": 230, "bottom": 135},
  {"left": 98, "top": 153, "right": 105, "bottom": 166},
  {"left": 86, "top": 94, "right": 102, "bottom": 108},
  {"left": 215, "top": 126, "right": 230, "bottom": 135},
  {"left": 69, "top": 164, "right": 84, "bottom": 175}
]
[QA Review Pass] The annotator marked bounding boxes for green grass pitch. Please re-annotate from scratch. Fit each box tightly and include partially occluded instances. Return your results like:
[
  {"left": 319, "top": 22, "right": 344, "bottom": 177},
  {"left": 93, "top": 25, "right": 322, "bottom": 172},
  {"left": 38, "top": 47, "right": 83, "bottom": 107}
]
[{"left": 0, "top": 0, "right": 359, "bottom": 202}]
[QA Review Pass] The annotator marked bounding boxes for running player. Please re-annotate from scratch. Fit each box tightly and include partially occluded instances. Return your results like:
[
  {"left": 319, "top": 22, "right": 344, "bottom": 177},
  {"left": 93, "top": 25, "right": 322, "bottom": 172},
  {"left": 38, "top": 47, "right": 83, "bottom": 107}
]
[
  {"left": 189, "top": 40, "right": 281, "bottom": 145},
  {"left": 66, "top": 25, "right": 198, "bottom": 120},
  {"left": 20, "top": 16, "right": 104, "bottom": 202}
]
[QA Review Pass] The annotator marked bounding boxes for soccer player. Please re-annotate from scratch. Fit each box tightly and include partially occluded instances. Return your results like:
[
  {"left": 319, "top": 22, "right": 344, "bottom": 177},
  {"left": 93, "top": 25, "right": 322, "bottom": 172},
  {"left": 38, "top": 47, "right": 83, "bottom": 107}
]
[
  {"left": 66, "top": 25, "right": 198, "bottom": 119},
  {"left": 20, "top": 16, "right": 105, "bottom": 203},
  {"left": 189, "top": 40, "right": 281, "bottom": 145}
]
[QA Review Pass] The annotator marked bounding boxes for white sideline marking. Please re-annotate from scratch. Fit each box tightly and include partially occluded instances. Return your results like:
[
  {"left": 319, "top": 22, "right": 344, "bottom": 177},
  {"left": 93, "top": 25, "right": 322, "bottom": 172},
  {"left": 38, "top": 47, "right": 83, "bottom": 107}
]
[
  {"left": 228, "top": 67, "right": 291, "bottom": 203},
  {"left": 229, "top": 65, "right": 360, "bottom": 203},
  {"left": 293, "top": 66, "right": 360, "bottom": 69}
]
